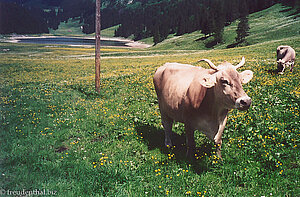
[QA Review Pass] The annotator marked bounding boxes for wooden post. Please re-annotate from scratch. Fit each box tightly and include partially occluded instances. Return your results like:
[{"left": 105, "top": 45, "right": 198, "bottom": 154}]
[{"left": 95, "top": 0, "right": 101, "bottom": 93}]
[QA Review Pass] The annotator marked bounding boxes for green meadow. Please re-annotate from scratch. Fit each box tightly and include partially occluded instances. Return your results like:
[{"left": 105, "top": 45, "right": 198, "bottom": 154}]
[
  {"left": 1, "top": 4, "right": 300, "bottom": 197},
  {"left": 152, "top": 4, "right": 300, "bottom": 50}
]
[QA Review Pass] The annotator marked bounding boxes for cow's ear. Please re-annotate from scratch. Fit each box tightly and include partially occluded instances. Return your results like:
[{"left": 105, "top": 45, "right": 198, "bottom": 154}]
[
  {"left": 240, "top": 70, "right": 253, "bottom": 84},
  {"left": 199, "top": 74, "right": 216, "bottom": 88}
]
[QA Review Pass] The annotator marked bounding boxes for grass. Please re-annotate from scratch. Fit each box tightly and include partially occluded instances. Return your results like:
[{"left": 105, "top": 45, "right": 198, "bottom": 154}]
[
  {"left": 48, "top": 21, "right": 118, "bottom": 38},
  {"left": 47, "top": 18, "right": 119, "bottom": 38},
  {"left": 101, "top": 25, "right": 119, "bottom": 38},
  {"left": 1, "top": 35, "right": 299, "bottom": 196},
  {"left": 48, "top": 17, "right": 86, "bottom": 37},
  {"left": 0, "top": 3, "right": 300, "bottom": 197},
  {"left": 152, "top": 4, "right": 300, "bottom": 50}
]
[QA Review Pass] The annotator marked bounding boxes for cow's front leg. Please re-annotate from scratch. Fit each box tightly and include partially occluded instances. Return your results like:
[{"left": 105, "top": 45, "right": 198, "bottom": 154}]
[
  {"left": 161, "top": 115, "right": 173, "bottom": 148},
  {"left": 280, "top": 64, "right": 286, "bottom": 74},
  {"left": 214, "top": 116, "right": 227, "bottom": 160},
  {"left": 277, "top": 63, "right": 284, "bottom": 74},
  {"left": 214, "top": 139, "right": 222, "bottom": 160},
  {"left": 185, "top": 124, "right": 196, "bottom": 159}
]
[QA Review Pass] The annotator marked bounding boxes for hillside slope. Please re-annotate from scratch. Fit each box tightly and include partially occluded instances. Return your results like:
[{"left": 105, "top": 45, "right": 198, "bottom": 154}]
[{"left": 151, "top": 4, "right": 300, "bottom": 50}]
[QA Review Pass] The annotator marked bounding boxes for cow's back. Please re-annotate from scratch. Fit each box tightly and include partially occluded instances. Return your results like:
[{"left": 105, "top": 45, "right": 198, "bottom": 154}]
[
  {"left": 154, "top": 63, "right": 196, "bottom": 95},
  {"left": 153, "top": 63, "right": 209, "bottom": 121},
  {"left": 154, "top": 63, "right": 206, "bottom": 98},
  {"left": 277, "top": 45, "right": 296, "bottom": 61}
]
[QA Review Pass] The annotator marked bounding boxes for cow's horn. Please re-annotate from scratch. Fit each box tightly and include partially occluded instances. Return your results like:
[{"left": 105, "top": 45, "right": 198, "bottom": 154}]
[
  {"left": 235, "top": 57, "right": 245, "bottom": 69},
  {"left": 199, "top": 59, "right": 218, "bottom": 70}
]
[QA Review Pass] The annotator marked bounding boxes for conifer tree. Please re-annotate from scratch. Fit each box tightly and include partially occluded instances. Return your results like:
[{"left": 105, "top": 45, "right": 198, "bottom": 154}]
[
  {"left": 235, "top": 16, "right": 250, "bottom": 44},
  {"left": 211, "top": 0, "right": 225, "bottom": 44},
  {"left": 153, "top": 24, "right": 161, "bottom": 45}
]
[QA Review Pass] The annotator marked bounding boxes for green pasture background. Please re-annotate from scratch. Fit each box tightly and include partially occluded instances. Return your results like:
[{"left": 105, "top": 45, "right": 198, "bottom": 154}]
[{"left": 1, "top": 3, "right": 299, "bottom": 197}]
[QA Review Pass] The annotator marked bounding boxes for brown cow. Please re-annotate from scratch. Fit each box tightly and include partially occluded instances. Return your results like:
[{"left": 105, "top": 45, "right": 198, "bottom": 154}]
[
  {"left": 277, "top": 45, "right": 296, "bottom": 73},
  {"left": 153, "top": 57, "right": 253, "bottom": 158}
]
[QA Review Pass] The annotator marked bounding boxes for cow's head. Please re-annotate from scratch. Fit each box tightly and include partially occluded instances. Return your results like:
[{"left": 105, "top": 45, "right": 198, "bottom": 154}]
[
  {"left": 199, "top": 57, "right": 253, "bottom": 111},
  {"left": 277, "top": 59, "right": 285, "bottom": 72},
  {"left": 277, "top": 59, "right": 285, "bottom": 64}
]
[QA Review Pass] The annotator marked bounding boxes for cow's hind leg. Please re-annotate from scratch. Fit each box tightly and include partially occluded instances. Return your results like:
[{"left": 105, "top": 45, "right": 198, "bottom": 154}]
[
  {"left": 161, "top": 115, "right": 173, "bottom": 148},
  {"left": 185, "top": 124, "right": 196, "bottom": 159},
  {"left": 290, "top": 61, "right": 294, "bottom": 72}
]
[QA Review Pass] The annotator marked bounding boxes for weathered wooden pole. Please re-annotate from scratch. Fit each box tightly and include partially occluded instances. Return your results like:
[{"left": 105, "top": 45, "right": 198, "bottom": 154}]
[{"left": 95, "top": 0, "right": 101, "bottom": 93}]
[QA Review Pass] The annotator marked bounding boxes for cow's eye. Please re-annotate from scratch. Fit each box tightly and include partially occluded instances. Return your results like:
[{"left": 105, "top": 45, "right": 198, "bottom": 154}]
[{"left": 221, "top": 79, "right": 230, "bottom": 86}]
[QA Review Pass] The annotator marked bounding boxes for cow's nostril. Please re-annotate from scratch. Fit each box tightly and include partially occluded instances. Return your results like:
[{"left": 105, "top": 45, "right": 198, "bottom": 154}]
[
  {"left": 240, "top": 99, "right": 247, "bottom": 105},
  {"left": 236, "top": 96, "right": 252, "bottom": 110}
]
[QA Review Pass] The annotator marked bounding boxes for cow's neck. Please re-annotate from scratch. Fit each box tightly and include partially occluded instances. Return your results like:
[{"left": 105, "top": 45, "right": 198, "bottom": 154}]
[
  {"left": 193, "top": 88, "right": 229, "bottom": 140},
  {"left": 202, "top": 88, "right": 229, "bottom": 120}
]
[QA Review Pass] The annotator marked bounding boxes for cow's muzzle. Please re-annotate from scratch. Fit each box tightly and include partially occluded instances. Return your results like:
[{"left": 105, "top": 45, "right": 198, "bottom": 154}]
[{"left": 235, "top": 96, "right": 252, "bottom": 111}]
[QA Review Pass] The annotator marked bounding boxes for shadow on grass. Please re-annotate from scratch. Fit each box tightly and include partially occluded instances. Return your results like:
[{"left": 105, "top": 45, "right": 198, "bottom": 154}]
[
  {"left": 267, "top": 68, "right": 279, "bottom": 75},
  {"left": 134, "top": 121, "right": 213, "bottom": 174},
  {"left": 280, "top": 6, "right": 300, "bottom": 18},
  {"left": 195, "top": 34, "right": 213, "bottom": 41}
]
